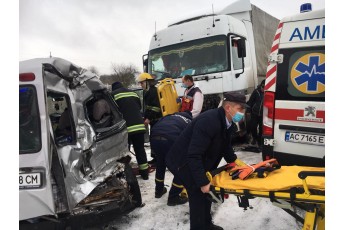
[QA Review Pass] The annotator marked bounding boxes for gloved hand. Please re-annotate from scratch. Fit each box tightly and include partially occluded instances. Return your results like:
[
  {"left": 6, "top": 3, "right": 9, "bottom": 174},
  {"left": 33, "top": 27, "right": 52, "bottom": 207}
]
[{"left": 176, "top": 97, "right": 182, "bottom": 103}]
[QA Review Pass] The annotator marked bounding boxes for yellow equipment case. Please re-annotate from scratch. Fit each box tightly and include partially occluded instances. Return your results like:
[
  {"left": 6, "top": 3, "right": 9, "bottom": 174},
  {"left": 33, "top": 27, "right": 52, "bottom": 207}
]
[
  {"left": 156, "top": 78, "right": 180, "bottom": 116},
  {"left": 208, "top": 162, "right": 325, "bottom": 230}
]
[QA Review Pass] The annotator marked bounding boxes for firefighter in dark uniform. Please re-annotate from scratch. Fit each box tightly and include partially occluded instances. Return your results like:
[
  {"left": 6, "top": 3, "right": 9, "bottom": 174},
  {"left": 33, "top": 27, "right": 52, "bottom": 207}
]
[
  {"left": 137, "top": 73, "right": 162, "bottom": 126},
  {"left": 111, "top": 82, "right": 149, "bottom": 180},
  {"left": 137, "top": 73, "right": 162, "bottom": 164},
  {"left": 150, "top": 111, "right": 192, "bottom": 206},
  {"left": 179, "top": 75, "right": 204, "bottom": 118},
  {"left": 166, "top": 92, "right": 248, "bottom": 230}
]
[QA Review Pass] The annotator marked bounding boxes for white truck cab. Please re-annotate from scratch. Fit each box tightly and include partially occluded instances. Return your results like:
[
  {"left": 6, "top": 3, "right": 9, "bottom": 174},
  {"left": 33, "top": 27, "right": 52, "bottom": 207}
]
[
  {"left": 144, "top": 0, "right": 278, "bottom": 114},
  {"left": 262, "top": 4, "right": 325, "bottom": 166},
  {"left": 19, "top": 58, "right": 141, "bottom": 228}
]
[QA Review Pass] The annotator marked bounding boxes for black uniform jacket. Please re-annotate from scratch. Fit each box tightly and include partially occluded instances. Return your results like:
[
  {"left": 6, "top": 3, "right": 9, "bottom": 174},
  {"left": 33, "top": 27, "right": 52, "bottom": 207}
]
[
  {"left": 144, "top": 86, "right": 162, "bottom": 122},
  {"left": 166, "top": 107, "right": 237, "bottom": 188},
  {"left": 151, "top": 112, "right": 192, "bottom": 142},
  {"left": 112, "top": 87, "right": 146, "bottom": 134}
]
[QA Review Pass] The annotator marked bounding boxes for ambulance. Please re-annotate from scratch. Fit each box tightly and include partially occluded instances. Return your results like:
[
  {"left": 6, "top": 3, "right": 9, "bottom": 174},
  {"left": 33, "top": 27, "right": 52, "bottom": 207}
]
[{"left": 262, "top": 4, "right": 325, "bottom": 167}]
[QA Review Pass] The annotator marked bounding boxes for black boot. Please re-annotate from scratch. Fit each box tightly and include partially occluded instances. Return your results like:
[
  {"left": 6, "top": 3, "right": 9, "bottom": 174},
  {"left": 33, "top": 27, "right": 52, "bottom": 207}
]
[
  {"left": 167, "top": 196, "right": 188, "bottom": 206},
  {"left": 208, "top": 222, "right": 224, "bottom": 230},
  {"left": 139, "top": 169, "right": 149, "bottom": 180},
  {"left": 155, "top": 187, "right": 167, "bottom": 198}
]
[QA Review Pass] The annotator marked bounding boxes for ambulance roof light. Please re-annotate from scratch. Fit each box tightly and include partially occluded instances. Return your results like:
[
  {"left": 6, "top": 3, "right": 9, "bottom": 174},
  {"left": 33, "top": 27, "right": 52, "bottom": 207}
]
[{"left": 300, "top": 3, "right": 312, "bottom": 13}]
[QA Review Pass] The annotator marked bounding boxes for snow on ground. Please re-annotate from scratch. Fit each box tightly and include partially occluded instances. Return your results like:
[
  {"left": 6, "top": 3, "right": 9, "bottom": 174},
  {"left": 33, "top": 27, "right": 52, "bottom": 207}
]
[{"left": 108, "top": 145, "right": 303, "bottom": 230}]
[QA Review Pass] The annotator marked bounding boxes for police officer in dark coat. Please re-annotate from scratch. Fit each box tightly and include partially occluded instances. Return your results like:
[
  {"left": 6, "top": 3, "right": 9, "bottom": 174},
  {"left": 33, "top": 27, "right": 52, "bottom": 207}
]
[
  {"left": 111, "top": 82, "right": 149, "bottom": 180},
  {"left": 247, "top": 79, "right": 265, "bottom": 146},
  {"left": 166, "top": 92, "right": 248, "bottom": 230},
  {"left": 150, "top": 111, "right": 192, "bottom": 206}
]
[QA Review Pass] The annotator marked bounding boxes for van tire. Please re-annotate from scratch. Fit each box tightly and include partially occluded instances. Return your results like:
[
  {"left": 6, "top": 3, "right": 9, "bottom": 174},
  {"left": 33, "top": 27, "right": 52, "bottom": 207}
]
[{"left": 124, "top": 163, "right": 142, "bottom": 207}]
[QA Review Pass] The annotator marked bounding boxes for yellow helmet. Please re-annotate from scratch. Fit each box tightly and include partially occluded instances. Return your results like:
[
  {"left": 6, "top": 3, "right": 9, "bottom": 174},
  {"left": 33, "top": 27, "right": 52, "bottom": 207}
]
[{"left": 137, "top": 73, "right": 154, "bottom": 82}]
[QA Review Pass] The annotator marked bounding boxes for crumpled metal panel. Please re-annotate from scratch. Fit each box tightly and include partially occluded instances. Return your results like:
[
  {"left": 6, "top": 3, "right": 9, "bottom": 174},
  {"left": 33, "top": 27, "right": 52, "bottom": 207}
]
[
  {"left": 43, "top": 58, "right": 130, "bottom": 210},
  {"left": 88, "top": 128, "right": 128, "bottom": 177}
]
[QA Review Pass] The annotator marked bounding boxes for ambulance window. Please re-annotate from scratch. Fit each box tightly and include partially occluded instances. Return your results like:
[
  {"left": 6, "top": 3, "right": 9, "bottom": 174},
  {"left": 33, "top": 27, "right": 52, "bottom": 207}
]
[
  {"left": 19, "top": 86, "right": 41, "bottom": 154},
  {"left": 275, "top": 46, "right": 325, "bottom": 101},
  {"left": 47, "top": 92, "right": 76, "bottom": 146}
]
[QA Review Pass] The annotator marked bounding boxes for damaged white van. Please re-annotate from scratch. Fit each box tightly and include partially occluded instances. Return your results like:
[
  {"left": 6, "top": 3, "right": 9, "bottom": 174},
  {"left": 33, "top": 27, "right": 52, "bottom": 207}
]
[{"left": 19, "top": 57, "right": 141, "bottom": 228}]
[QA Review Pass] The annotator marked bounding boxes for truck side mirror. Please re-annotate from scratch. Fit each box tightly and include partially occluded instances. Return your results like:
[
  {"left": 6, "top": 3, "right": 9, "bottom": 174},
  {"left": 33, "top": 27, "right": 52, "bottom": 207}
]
[
  {"left": 142, "top": 54, "right": 148, "bottom": 72},
  {"left": 237, "top": 39, "right": 246, "bottom": 58}
]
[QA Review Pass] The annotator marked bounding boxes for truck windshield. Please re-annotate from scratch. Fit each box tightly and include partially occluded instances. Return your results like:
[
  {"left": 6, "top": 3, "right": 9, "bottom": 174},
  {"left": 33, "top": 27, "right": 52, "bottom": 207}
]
[
  {"left": 19, "top": 86, "right": 41, "bottom": 154},
  {"left": 148, "top": 35, "right": 228, "bottom": 80}
]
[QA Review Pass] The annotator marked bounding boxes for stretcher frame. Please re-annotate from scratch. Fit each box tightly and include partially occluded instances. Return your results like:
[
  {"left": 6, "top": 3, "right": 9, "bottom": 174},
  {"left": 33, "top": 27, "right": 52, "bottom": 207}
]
[{"left": 210, "top": 170, "right": 325, "bottom": 230}]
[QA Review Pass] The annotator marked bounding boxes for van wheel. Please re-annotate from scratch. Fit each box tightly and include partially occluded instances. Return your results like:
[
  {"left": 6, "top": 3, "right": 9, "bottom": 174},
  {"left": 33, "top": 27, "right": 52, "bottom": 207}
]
[{"left": 124, "top": 163, "right": 142, "bottom": 207}]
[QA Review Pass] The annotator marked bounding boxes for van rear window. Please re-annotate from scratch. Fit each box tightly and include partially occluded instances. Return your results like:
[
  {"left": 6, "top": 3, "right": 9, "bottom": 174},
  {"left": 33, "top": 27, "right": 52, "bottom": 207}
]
[
  {"left": 275, "top": 46, "right": 325, "bottom": 102},
  {"left": 19, "top": 86, "right": 41, "bottom": 154}
]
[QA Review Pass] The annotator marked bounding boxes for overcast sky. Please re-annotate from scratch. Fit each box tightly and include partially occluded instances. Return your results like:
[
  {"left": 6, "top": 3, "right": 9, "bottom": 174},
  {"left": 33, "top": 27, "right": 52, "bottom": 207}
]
[{"left": 19, "top": 0, "right": 325, "bottom": 75}]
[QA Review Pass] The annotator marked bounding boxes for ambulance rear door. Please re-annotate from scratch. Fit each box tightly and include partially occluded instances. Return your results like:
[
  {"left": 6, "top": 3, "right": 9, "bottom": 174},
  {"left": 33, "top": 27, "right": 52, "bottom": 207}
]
[{"left": 272, "top": 16, "right": 325, "bottom": 166}]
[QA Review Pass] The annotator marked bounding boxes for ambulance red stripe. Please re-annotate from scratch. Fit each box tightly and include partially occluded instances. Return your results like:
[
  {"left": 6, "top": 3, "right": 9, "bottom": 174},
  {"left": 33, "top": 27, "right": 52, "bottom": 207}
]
[
  {"left": 266, "top": 65, "right": 277, "bottom": 78},
  {"left": 271, "top": 44, "right": 279, "bottom": 53},
  {"left": 264, "top": 22, "right": 284, "bottom": 91},
  {"left": 275, "top": 108, "right": 325, "bottom": 123},
  {"left": 274, "top": 33, "right": 281, "bottom": 41},
  {"left": 264, "top": 77, "right": 276, "bottom": 91}
]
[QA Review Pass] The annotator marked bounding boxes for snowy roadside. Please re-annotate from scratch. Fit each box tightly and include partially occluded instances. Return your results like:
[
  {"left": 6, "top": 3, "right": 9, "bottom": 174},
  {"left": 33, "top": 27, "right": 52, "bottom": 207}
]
[{"left": 108, "top": 146, "right": 303, "bottom": 230}]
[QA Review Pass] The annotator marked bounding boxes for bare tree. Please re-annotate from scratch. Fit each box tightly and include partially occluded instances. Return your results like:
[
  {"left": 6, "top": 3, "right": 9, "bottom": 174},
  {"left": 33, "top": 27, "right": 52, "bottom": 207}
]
[
  {"left": 87, "top": 66, "right": 100, "bottom": 76},
  {"left": 100, "top": 63, "right": 139, "bottom": 88}
]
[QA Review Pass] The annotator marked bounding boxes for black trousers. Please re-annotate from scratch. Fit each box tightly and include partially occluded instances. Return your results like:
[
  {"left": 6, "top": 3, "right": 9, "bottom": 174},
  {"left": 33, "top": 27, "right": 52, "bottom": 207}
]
[
  {"left": 151, "top": 138, "right": 183, "bottom": 198},
  {"left": 250, "top": 113, "right": 263, "bottom": 144},
  {"left": 128, "top": 132, "right": 148, "bottom": 167},
  {"left": 170, "top": 165, "right": 212, "bottom": 230}
]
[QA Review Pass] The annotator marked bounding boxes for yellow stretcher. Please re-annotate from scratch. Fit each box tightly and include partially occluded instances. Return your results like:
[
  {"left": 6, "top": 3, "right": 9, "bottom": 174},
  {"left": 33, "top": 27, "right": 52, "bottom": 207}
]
[
  {"left": 156, "top": 78, "right": 180, "bottom": 116},
  {"left": 209, "top": 165, "right": 325, "bottom": 230}
]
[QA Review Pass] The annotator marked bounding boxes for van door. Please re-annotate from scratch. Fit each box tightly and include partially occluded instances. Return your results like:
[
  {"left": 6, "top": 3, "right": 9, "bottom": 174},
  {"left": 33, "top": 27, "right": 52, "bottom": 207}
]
[
  {"left": 273, "top": 46, "right": 325, "bottom": 166},
  {"left": 19, "top": 84, "right": 55, "bottom": 220}
]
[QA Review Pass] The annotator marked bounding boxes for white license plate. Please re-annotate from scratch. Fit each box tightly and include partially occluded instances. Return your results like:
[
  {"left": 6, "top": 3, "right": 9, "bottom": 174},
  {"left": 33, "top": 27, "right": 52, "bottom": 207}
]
[
  {"left": 19, "top": 172, "right": 42, "bottom": 189},
  {"left": 285, "top": 132, "right": 325, "bottom": 146}
]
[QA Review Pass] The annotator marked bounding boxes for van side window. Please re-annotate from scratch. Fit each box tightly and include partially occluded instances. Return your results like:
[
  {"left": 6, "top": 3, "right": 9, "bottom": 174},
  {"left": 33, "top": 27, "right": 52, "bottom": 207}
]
[
  {"left": 85, "top": 91, "right": 124, "bottom": 137},
  {"left": 231, "top": 39, "right": 244, "bottom": 70},
  {"left": 19, "top": 86, "right": 41, "bottom": 154},
  {"left": 47, "top": 92, "right": 76, "bottom": 146}
]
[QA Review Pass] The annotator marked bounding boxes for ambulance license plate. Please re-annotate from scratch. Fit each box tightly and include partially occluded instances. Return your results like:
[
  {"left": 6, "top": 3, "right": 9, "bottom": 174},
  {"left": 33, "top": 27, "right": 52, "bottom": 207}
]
[
  {"left": 19, "top": 172, "right": 42, "bottom": 189},
  {"left": 285, "top": 132, "right": 325, "bottom": 146}
]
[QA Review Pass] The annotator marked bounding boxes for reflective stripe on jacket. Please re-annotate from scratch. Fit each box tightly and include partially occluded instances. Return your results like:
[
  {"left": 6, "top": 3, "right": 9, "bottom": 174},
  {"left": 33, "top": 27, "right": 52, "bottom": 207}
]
[{"left": 112, "top": 87, "right": 146, "bottom": 134}]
